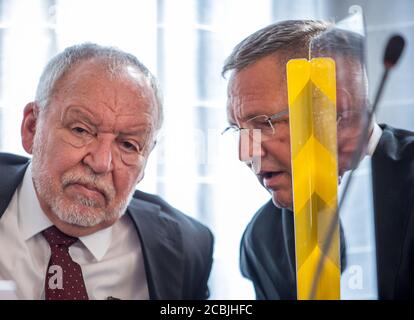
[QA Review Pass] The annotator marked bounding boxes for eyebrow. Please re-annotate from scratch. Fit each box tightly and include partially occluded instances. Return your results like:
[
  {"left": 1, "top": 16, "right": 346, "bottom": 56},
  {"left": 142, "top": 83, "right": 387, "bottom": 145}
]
[
  {"left": 62, "top": 106, "right": 156, "bottom": 138},
  {"left": 236, "top": 108, "right": 289, "bottom": 123},
  {"left": 118, "top": 127, "right": 152, "bottom": 138},
  {"left": 269, "top": 109, "right": 289, "bottom": 120},
  {"left": 62, "top": 106, "right": 100, "bottom": 127}
]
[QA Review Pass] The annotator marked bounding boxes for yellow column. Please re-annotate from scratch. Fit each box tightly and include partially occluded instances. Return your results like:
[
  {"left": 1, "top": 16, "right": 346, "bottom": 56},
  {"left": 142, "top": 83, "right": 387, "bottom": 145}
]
[{"left": 287, "top": 58, "right": 340, "bottom": 300}]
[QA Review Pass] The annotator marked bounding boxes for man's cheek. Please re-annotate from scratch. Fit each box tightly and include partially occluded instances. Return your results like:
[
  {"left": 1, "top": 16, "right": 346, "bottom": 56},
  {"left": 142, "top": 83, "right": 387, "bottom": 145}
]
[{"left": 114, "top": 172, "right": 137, "bottom": 195}]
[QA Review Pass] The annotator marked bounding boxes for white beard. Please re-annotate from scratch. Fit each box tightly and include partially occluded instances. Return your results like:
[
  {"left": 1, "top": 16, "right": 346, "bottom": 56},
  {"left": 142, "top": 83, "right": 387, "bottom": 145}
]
[{"left": 31, "top": 127, "right": 135, "bottom": 227}]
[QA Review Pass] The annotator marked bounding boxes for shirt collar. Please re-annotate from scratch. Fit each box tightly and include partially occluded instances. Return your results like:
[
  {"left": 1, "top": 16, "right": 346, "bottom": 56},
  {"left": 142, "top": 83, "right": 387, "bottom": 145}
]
[
  {"left": 18, "top": 163, "right": 113, "bottom": 261},
  {"left": 367, "top": 123, "right": 382, "bottom": 156}
]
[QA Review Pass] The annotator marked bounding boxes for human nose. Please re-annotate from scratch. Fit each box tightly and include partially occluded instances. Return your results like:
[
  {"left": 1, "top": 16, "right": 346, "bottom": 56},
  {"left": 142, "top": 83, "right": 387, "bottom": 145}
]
[{"left": 82, "top": 136, "right": 114, "bottom": 174}]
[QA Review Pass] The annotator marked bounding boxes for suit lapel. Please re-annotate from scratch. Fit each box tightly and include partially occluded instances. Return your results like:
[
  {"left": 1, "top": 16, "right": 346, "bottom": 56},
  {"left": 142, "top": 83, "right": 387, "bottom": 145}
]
[
  {"left": 371, "top": 125, "right": 412, "bottom": 299},
  {"left": 0, "top": 154, "right": 29, "bottom": 218},
  {"left": 127, "top": 198, "right": 184, "bottom": 300}
]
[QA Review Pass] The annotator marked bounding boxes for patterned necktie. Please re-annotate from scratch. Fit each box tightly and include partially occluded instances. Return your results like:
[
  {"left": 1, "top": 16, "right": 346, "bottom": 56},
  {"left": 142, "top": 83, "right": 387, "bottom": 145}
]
[{"left": 42, "top": 226, "right": 89, "bottom": 300}]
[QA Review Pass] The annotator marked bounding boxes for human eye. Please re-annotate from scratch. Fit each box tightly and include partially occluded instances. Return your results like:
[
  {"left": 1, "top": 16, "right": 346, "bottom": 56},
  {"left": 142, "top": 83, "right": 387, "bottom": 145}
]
[
  {"left": 71, "top": 125, "right": 91, "bottom": 136},
  {"left": 252, "top": 117, "right": 271, "bottom": 130},
  {"left": 120, "top": 140, "right": 139, "bottom": 153}
]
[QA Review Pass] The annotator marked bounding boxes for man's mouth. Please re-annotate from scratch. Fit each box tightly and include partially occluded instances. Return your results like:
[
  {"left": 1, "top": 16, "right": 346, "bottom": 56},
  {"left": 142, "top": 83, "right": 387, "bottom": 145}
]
[
  {"left": 66, "top": 183, "right": 107, "bottom": 203},
  {"left": 259, "top": 171, "right": 283, "bottom": 178},
  {"left": 79, "top": 183, "right": 103, "bottom": 194},
  {"left": 258, "top": 171, "right": 286, "bottom": 189}
]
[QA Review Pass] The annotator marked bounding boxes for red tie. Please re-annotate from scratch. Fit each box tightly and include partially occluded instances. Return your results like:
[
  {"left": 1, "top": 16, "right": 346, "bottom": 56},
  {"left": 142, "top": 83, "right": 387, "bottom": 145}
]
[{"left": 42, "top": 226, "right": 89, "bottom": 300}]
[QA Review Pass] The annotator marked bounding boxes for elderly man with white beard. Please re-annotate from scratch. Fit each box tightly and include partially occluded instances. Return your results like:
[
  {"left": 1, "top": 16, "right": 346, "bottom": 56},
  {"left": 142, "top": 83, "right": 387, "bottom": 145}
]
[{"left": 0, "top": 43, "right": 213, "bottom": 300}]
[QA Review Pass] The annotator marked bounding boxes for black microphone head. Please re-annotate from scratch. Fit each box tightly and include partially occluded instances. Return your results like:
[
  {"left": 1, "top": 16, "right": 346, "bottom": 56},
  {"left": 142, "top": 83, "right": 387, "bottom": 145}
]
[{"left": 384, "top": 34, "right": 405, "bottom": 69}]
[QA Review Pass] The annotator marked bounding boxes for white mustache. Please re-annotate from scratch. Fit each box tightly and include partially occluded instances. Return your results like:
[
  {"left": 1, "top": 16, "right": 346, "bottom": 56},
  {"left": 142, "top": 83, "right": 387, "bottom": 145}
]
[{"left": 61, "top": 171, "right": 116, "bottom": 202}]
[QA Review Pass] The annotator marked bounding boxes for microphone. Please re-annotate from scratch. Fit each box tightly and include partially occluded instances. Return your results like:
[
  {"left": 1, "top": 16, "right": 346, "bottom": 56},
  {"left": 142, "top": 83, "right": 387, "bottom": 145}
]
[
  {"left": 372, "top": 35, "right": 405, "bottom": 114},
  {"left": 384, "top": 35, "right": 405, "bottom": 69},
  {"left": 309, "top": 34, "right": 405, "bottom": 299}
]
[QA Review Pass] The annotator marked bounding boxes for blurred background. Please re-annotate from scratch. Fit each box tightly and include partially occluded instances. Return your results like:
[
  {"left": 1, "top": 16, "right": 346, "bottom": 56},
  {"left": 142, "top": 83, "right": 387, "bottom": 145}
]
[{"left": 0, "top": 0, "right": 412, "bottom": 299}]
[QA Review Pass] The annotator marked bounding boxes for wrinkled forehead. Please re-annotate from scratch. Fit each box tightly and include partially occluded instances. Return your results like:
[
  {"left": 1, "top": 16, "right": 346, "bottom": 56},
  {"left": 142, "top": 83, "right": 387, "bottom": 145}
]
[
  {"left": 45, "top": 60, "right": 158, "bottom": 128},
  {"left": 57, "top": 61, "right": 155, "bottom": 105},
  {"left": 226, "top": 58, "right": 288, "bottom": 121}
]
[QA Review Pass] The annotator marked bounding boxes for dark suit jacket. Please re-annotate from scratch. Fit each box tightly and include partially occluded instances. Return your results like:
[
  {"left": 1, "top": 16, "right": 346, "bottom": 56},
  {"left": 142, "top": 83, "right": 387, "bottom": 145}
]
[
  {"left": 240, "top": 124, "right": 414, "bottom": 300},
  {"left": 0, "top": 152, "right": 214, "bottom": 300}
]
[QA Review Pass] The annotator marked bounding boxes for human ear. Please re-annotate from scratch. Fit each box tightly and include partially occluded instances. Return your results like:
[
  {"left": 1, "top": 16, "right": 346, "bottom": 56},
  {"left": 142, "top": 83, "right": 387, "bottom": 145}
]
[{"left": 21, "top": 102, "right": 39, "bottom": 154}]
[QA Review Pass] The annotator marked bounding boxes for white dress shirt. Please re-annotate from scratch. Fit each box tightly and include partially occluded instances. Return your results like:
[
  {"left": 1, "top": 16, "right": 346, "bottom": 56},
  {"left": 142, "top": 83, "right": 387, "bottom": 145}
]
[
  {"left": 0, "top": 164, "right": 149, "bottom": 300},
  {"left": 367, "top": 122, "right": 382, "bottom": 157}
]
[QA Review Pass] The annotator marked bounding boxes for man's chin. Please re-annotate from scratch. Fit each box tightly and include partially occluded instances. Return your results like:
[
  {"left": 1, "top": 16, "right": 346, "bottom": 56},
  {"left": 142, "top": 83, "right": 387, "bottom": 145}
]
[
  {"left": 52, "top": 201, "right": 112, "bottom": 228},
  {"left": 271, "top": 192, "right": 293, "bottom": 211}
]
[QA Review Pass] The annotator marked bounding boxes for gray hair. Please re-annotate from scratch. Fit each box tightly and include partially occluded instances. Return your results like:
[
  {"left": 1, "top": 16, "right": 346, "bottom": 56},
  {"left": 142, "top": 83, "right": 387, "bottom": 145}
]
[
  {"left": 310, "top": 27, "right": 366, "bottom": 64},
  {"left": 222, "top": 20, "right": 333, "bottom": 77},
  {"left": 35, "top": 43, "right": 163, "bottom": 129}
]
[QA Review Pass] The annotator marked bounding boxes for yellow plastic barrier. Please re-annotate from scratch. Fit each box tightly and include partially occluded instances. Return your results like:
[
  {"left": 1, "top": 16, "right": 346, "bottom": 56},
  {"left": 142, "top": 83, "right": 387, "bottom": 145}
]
[{"left": 287, "top": 58, "right": 340, "bottom": 300}]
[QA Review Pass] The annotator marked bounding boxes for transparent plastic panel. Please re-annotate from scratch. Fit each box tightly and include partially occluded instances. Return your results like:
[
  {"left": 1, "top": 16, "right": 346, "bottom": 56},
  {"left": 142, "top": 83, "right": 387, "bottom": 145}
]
[
  {"left": 287, "top": 6, "right": 378, "bottom": 299},
  {"left": 311, "top": 6, "right": 378, "bottom": 300}
]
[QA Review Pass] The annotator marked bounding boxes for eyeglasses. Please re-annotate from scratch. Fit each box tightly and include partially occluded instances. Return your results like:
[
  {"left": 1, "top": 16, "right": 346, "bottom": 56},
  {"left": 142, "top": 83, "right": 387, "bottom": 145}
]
[
  {"left": 222, "top": 108, "right": 368, "bottom": 143},
  {"left": 59, "top": 125, "right": 153, "bottom": 166},
  {"left": 222, "top": 109, "right": 290, "bottom": 143}
]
